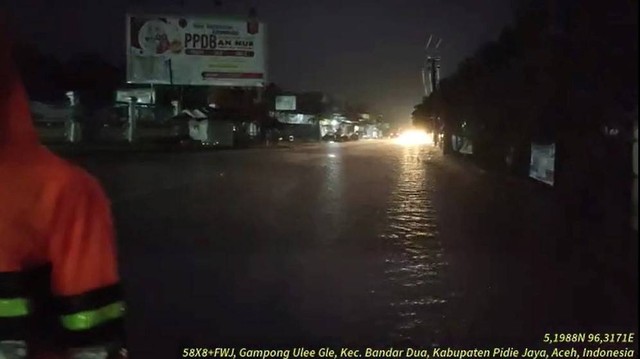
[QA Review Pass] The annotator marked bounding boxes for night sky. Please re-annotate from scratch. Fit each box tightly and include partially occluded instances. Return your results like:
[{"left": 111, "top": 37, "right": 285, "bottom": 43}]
[{"left": 6, "top": 0, "right": 514, "bottom": 123}]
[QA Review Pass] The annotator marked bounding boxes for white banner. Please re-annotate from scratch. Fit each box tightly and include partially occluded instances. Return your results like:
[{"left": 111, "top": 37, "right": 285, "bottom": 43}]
[
  {"left": 452, "top": 135, "right": 473, "bottom": 154},
  {"left": 529, "top": 143, "right": 556, "bottom": 186},
  {"left": 274, "top": 112, "right": 315, "bottom": 124},
  {"left": 275, "top": 96, "right": 296, "bottom": 111},
  {"left": 127, "top": 14, "right": 266, "bottom": 87}
]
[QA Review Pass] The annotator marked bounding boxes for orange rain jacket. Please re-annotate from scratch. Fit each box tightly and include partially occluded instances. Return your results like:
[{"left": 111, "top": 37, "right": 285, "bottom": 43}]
[{"left": 0, "top": 17, "right": 125, "bottom": 357}]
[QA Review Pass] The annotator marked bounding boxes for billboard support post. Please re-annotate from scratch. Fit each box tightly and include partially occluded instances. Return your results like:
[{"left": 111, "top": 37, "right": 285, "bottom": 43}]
[
  {"left": 256, "top": 86, "right": 263, "bottom": 103},
  {"left": 65, "top": 91, "right": 78, "bottom": 143},
  {"left": 171, "top": 100, "right": 181, "bottom": 116},
  {"left": 127, "top": 97, "right": 138, "bottom": 143},
  {"left": 168, "top": 59, "right": 173, "bottom": 85}
]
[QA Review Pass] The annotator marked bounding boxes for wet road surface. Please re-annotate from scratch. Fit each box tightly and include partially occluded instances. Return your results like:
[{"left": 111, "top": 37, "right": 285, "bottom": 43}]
[{"left": 71, "top": 141, "right": 637, "bottom": 357}]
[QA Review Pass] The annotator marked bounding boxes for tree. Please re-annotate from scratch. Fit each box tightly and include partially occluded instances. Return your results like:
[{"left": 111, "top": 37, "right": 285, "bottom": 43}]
[
  {"left": 65, "top": 52, "right": 123, "bottom": 111},
  {"left": 12, "top": 41, "right": 66, "bottom": 102},
  {"left": 412, "top": 0, "right": 637, "bottom": 178},
  {"left": 62, "top": 52, "right": 124, "bottom": 142}
]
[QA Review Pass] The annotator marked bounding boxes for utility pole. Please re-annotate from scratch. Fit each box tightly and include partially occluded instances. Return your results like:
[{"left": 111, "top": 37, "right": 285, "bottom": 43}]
[
  {"left": 422, "top": 35, "right": 443, "bottom": 146},
  {"left": 422, "top": 35, "right": 442, "bottom": 97}
]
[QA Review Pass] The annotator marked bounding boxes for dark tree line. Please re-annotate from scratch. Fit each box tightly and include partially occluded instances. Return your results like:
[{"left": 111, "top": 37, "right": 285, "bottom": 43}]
[
  {"left": 413, "top": 0, "right": 637, "bottom": 177},
  {"left": 413, "top": 0, "right": 638, "bottom": 250},
  {"left": 13, "top": 43, "right": 124, "bottom": 107}
]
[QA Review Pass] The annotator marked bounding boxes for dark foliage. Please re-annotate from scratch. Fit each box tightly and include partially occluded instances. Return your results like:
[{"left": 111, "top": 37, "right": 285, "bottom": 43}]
[{"left": 413, "top": 0, "right": 637, "bottom": 175}]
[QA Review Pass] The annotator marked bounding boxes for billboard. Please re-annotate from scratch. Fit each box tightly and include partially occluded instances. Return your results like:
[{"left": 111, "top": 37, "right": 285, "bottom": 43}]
[
  {"left": 529, "top": 143, "right": 556, "bottom": 186},
  {"left": 275, "top": 96, "right": 296, "bottom": 111},
  {"left": 127, "top": 14, "right": 266, "bottom": 87},
  {"left": 116, "top": 88, "right": 155, "bottom": 104},
  {"left": 633, "top": 121, "right": 638, "bottom": 230},
  {"left": 275, "top": 113, "right": 314, "bottom": 124},
  {"left": 452, "top": 135, "right": 473, "bottom": 154}
]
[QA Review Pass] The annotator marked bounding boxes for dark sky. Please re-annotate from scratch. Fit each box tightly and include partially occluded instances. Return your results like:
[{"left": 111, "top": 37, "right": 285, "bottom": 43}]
[{"left": 6, "top": 0, "right": 514, "bottom": 123}]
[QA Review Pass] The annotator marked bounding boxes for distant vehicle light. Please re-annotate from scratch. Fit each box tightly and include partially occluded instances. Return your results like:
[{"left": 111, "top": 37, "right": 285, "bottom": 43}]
[{"left": 395, "top": 129, "right": 434, "bottom": 146}]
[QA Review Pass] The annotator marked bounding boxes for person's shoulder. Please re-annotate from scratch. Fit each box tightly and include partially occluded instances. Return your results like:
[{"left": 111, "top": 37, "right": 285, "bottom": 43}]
[
  {"left": 59, "top": 160, "right": 104, "bottom": 195},
  {"left": 35, "top": 150, "right": 105, "bottom": 196}
]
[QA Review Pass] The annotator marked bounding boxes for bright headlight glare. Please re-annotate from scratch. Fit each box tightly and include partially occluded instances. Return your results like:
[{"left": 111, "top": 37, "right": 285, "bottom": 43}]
[{"left": 394, "top": 129, "right": 434, "bottom": 146}]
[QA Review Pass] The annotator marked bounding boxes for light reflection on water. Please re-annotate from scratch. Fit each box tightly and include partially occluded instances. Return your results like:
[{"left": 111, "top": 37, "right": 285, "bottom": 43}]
[
  {"left": 316, "top": 148, "right": 346, "bottom": 242},
  {"left": 379, "top": 145, "right": 449, "bottom": 344}
]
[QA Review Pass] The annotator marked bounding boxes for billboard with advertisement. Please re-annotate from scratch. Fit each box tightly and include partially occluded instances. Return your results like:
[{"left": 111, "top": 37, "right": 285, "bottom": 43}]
[
  {"left": 126, "top": 14, "right": 266, "bottom": 87},
  {"left": 116, "top": 88, "right": 155, "bottom": 104},
  {"left": 529, "top": 143, "right": 556, "bottom": 186},
  {"left": 275, "top": 96, "right": 296, "bottom": 111},
  {"left": 274, "top": 112, "right": 315, "bottom": 124},
  {"left": 633, "top": 120, "right": 638, "bottom": 230},
  {"left": 452, "top": 135, "right": 473, "bottom": 154}
]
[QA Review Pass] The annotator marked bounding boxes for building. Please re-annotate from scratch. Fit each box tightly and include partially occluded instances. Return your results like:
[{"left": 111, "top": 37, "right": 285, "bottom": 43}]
[{"left": 271, "top": 92, "right": 328, "bottom": 141}]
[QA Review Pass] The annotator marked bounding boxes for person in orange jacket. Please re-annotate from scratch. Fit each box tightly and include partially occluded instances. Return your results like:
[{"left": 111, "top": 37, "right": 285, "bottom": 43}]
[{"left": 0, "top": 15, "right": 126, "bottom": 359}]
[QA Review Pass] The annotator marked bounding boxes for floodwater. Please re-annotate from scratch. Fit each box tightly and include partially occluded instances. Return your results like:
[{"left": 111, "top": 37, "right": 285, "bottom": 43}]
[{"left": 71, "top": 141, "right": 636, "bottom": 358}]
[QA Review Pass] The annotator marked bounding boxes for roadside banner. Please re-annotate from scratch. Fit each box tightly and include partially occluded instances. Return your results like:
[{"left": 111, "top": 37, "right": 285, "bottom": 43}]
[
  {"left": 127, "top": 14, "right": 266, "bottom": 87},
  {"left": 452, "top": 135, "right": 473, "bottom": 154},
  {"left": 529, "top": 143, "right": 556, "bottom": 186},
  {"left": 275, "top": 96, "right": 296, "bottom": 111}
]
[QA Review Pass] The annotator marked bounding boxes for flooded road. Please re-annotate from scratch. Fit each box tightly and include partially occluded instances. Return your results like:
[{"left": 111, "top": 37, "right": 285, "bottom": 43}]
[{"left": 73, "top": 141, "right": 636, "bottom": 357}]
